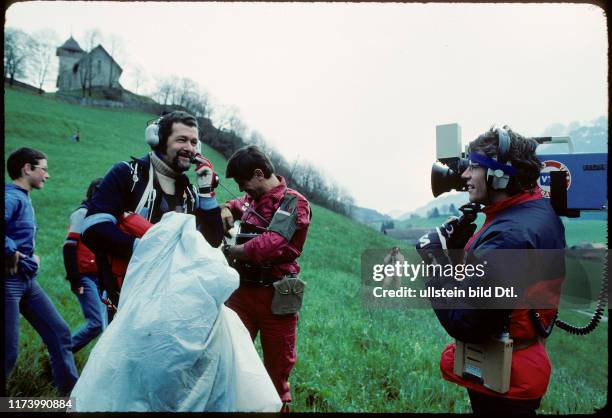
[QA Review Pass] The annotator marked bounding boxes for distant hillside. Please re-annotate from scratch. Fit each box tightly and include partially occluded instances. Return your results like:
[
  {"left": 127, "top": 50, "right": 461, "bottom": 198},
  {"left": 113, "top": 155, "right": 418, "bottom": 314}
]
[
  {"left": 539, "top": 116, "right": 607, "bottom": 154},
  {"left": 385, "top": 209, "right": 406, "bottom": 219},
  {"left": 350, "top": 205, "right": 392, "bottom": 225},
  {"left": 395, "top": 191, "right": 469, "bottom": 220}
]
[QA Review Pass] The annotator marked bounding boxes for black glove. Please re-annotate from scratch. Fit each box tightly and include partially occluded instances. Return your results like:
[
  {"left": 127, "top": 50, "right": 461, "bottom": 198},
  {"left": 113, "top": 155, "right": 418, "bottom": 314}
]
[
  {"left": 416, "top": 228, "right": 451, "bottom": 265},
  {"left": 440, "top": 216, "right": 477, "bottom": 250}
]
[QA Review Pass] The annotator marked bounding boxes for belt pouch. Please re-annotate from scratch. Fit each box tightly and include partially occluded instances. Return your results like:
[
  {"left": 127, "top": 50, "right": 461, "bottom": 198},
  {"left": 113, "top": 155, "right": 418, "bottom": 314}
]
[{"left": 271, "top": 276, "right": 306, "bottom": 315}]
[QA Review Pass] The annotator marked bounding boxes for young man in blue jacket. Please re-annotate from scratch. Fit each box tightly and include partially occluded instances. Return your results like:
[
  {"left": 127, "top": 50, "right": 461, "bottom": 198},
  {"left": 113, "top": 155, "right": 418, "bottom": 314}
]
[{"left": 5, "top": 147, "right": 79, "bottom": 396}]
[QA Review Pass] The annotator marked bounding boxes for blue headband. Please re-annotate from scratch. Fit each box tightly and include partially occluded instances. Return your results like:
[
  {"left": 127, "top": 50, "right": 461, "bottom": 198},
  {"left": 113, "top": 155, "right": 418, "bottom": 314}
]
[{"left": 468, "top": 152, "right": 517, "bottom": 176}]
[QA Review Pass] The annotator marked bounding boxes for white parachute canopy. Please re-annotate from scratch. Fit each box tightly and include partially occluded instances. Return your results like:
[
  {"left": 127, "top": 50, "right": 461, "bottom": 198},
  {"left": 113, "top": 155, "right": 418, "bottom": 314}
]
[{"left": 71, "top": 212, "right": 281, "bottom": 412}]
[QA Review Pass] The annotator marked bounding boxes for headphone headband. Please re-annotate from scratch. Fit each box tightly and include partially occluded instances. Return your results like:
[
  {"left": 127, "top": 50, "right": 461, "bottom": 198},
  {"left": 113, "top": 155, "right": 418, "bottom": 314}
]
[
  {"left": 468, "top": 152, "right": 517, "bottom": 176},
  {"left": 144, "top": 114, "right": 202, "bottom": 154},
  {"left": 496, "top": 127, "right": 511, "bottom": 165}
]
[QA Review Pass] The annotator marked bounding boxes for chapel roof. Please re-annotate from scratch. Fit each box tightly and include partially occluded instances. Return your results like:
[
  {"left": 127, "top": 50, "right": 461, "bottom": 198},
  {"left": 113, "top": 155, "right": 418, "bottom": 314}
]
[{"left": 59, "top": 36, "right": 84, "bottom": 53}]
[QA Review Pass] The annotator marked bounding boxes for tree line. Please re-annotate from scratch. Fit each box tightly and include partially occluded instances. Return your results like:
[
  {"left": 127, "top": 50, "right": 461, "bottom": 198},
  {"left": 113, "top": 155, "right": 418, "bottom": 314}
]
[
  {"left": 195, "top": 115, "right": 355, "bottom": 216},
  {"left": 150, "top": 73, "right": 355, "bottom": 215},
  {"left": 4, "top": 27, "right": 57, "bottom": 92},
  {"left": 5, "top": 26, "right": 356, "bottom": 217}
]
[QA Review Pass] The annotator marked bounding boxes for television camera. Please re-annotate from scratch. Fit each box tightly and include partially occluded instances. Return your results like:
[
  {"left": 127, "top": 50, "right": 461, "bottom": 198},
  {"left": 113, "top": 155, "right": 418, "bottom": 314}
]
[{"left": 431, "top": 123, "right": 607, "bottom": 217}]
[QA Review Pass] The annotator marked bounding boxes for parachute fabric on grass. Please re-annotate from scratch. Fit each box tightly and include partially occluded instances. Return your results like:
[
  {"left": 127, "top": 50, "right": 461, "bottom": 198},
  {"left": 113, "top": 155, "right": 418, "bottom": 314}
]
[{"left": 70, "top": 212, "right": 282, "bottom": 412}]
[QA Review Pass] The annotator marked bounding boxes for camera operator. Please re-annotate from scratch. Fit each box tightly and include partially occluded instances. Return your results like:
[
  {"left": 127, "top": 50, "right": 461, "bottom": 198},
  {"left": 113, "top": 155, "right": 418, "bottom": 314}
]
[
  {"left": 221, "top": 145, "right": 311, "bottom": 412},
  {"left": 417, "top": 126, "right": 565, "bottom": 414},
  {"left": 81, "top": 111, "right": 224, "bottom": 309}
]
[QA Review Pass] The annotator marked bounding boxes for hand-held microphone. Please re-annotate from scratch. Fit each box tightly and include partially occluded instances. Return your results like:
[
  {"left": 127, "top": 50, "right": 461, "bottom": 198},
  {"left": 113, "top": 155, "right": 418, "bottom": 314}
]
[
  {"left": 190, "top": 153, "right": 210, "bottom": 165},
  {"left": 191, "top": 153, "right": 219, "bottom": 189}
]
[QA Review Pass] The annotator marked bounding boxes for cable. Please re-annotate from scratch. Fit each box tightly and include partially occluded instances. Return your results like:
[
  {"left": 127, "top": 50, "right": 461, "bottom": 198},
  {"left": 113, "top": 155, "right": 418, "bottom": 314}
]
[
  {"left": 555, "top": 250, "right": 608, "bottom": 335},
  {"left": 216, "top": 180, "right": 270, "bottom": 226}
]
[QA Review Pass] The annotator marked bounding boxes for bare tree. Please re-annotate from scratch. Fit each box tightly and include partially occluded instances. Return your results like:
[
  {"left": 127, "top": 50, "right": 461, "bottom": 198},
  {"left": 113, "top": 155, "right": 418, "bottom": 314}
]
[
  {"left": 293, "top": 161, "right": 317, "bottom": 195},
  {"left": 128, "top": 64, "right": 147, "bottom": 94},
  {"left": 286, "top": 155, "right": 300, "bottom": 186},
  {"left": 192, "top": 89, "right": 212, "bottom": 118},
  {"left": 167, "top": 75, "right": 180, "bottom": 104},
  {"left": 77, "top": 58, "right": 90, "bottom": 97},
  {"left": 153, "top": 75, "right": 175, "bottom": 105},
  {"left": 106, "top": 34, "right": 124, "bottom": 88},
  {"left": 248, "top": 130, "right": 266, "bottom": 148},
  {"left": 4, "top": 28, "right": 31, "bottom": 86},
  {"left": 176, "top": 77, "right": 197, "bottom": 107},
  {"left": 29, "top": 29, "right": 59, "bottom": 92},
  {"left": 218, "top": 105, "right": 246, "bottom": 137},
  {"left": 78, "top": 29, "right": 101, "bottom": 96}
]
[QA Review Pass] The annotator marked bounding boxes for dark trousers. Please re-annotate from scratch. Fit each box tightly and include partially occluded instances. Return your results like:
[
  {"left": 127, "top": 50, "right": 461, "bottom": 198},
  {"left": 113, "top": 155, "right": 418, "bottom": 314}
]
[
  {"left": 468, "top": 389, "right": 541, "bottom": 415},
  {"left": 226, "top": 285, "right": 298, "bottom": 403}
]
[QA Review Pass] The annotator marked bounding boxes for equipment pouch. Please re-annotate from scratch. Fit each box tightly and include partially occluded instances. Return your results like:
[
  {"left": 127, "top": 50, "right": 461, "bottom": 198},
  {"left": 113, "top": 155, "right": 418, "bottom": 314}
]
[
  {"left": 268, "top": 193, "right": 298, "bottom": 241},
  {"left": 453, "top": 334, "right": 513, "bottom": 394},
  {"left": 271, "top": 275, "right": 306, "bottom": 315}
]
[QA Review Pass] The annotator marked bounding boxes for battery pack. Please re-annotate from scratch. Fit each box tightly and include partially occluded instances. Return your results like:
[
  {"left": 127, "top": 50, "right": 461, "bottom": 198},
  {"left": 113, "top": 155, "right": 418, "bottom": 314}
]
[{"left": 453, "top": 335, "right": 513, "bottom": 393}]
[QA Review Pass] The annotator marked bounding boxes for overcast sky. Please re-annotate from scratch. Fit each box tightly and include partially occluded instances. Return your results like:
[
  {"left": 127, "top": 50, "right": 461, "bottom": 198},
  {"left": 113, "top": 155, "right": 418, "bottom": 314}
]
[{"left": 6, "top": 2, "right": 608, "bottom": 214}]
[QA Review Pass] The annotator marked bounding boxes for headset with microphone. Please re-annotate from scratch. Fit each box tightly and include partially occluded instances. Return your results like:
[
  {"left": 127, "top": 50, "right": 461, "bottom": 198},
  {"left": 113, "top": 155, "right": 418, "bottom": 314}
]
[
  {"left": 468, "top": 127, "right": 517, "bottom": 190},
  {"left": 144, "top": 115, "right": 202, "bottom": 154},
  {"left": 145, "top": 116, "right": 164, "bottom": 148}
]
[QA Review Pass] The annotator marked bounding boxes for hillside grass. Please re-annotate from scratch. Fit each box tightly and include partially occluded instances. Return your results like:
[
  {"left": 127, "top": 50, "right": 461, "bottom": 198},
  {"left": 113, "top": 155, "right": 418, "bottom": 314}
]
[
  {"left": 398, "top": 214, "right": 608, "bottom": 247},
  {"left": 3, "top": 88, "right": 607, "bottom": 413}
]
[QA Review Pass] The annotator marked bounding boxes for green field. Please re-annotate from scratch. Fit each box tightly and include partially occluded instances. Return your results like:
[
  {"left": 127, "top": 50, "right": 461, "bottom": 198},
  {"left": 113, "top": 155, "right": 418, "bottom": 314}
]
[
  {"left": 4, "top": 88, "right": 608, "bottom": 412},
  {"left": 399, "top": 214, "right": 608, "bottom": 248}
]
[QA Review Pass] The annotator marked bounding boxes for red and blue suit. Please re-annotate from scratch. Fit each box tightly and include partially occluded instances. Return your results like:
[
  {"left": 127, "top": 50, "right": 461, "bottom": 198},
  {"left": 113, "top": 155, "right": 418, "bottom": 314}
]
[{"left": 431, "top": 190, "right": 566, "bottom": 406}]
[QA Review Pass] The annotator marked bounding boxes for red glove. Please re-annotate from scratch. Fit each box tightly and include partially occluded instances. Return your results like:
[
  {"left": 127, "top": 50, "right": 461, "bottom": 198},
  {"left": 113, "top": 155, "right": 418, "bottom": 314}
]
[{"left": 194, "top": 156, "right": 218, "bottom": 198}]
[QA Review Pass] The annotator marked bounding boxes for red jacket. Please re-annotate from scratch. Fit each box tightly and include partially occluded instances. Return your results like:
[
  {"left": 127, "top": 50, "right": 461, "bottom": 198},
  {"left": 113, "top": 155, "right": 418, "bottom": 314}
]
[
  {"left": 225, "top": 176, "right": 311, "bottom": 278},
  {"left": 64, "top": 206, "right": 98, "bottom": 277}
]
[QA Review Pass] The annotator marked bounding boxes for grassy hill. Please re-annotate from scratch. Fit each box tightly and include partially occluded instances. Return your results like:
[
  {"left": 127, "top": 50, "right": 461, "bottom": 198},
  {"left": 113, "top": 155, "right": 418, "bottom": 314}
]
[
  {"left": 398, "top": 214, "right": 607, "bottom": 248},
  {"left": 4, "top": 88, "right": 607, "bottom": 412}
]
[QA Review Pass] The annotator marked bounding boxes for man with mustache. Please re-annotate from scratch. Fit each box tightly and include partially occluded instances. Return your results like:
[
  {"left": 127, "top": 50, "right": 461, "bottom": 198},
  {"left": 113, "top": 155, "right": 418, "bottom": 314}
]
[{"left": 82, "top": 111, "right": 224, "bottom": 309}]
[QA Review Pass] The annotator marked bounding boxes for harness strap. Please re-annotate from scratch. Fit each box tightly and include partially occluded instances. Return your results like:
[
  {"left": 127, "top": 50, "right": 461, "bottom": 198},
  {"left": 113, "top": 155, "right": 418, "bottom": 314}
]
[{"left": 134, "top": 160, "right": 156, "bottom": 221}]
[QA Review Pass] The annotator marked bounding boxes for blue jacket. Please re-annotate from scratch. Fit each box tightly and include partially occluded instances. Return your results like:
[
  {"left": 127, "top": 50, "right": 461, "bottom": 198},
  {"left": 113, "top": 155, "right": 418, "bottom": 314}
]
[
  {"left": 431, "top": 191, "right": 566, "bottom": 343},
  {"left": 4, "top": 183, "right": 40, "bottom": 279},
  {"left": 82, "top": 154, "right": 224, "bottom": 259},
  {"left": 435, "top": 191, "right": 567, "bottom": 400}
]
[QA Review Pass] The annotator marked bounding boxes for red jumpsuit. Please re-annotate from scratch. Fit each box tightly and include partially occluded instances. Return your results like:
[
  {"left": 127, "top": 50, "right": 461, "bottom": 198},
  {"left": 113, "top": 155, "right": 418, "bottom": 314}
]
[{"left": 224, "top": 176, "right": 311, "bottom": 403}]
